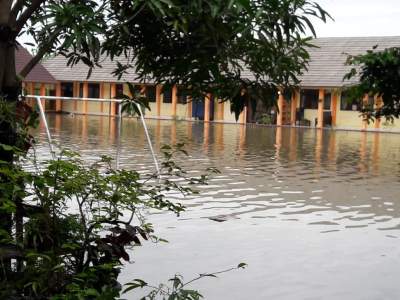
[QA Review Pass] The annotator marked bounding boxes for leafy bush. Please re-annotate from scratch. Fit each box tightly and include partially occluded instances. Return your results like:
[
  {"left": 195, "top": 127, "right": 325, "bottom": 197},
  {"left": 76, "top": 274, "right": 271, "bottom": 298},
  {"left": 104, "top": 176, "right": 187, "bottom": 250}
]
[
  {"left": 0, "top": 99, "right": 221, "bottom": 299},
  {"left": 257, "top": 113, "right": 274, "bottom": 125}
]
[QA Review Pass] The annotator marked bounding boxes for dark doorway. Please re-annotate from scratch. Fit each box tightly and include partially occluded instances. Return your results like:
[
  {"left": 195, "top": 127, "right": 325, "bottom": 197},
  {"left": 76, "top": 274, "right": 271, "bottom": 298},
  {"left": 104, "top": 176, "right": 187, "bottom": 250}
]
[
  {"left": 192, "top": 97, "right": 205, "bottom": 120},
  {"left": 192, "top": 96, "right": 215, "bottom": 121}
]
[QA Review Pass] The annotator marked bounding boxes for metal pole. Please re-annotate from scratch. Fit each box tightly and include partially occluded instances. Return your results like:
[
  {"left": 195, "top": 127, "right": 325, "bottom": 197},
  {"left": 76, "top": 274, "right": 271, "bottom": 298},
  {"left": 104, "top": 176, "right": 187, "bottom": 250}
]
[
  {"left": 135, "top": 104, "right": 161, "bottom": 178},
  {"left": 26, "top": 95, "right": 161, "bottom": 175},
  {"left": 116, "top": 103, "right": 123, "bottom": 169},
  {"left": 35, "top": 96, "right": 56, "bottom": 159}
]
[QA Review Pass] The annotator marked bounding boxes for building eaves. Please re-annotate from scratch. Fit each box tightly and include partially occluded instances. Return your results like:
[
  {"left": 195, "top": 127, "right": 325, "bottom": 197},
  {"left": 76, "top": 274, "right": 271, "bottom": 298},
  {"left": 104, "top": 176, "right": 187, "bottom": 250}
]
[{"left": 16, "top": 47, "right": 57, "bottom": 84}]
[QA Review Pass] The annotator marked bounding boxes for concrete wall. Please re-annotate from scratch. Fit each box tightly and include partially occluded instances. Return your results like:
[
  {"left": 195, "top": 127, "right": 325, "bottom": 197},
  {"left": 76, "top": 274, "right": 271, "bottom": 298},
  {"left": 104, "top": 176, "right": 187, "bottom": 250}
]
[
  {"left": 381, "top": 118, "right": 400, "bottom": 131},
  {"left": 53, "top": 81, "right": 400, "bottom": 133},
  {"left": 223, "top": 101, "right": 237, "bottom": 123},
  {"left": 160, "top": 102, "right": 172, "bottom": 118},
  {"left": 176, "top": 103, "right": 188, "bottom": 119},
  {"left": 304, "top": 109, "right": 318, "bottom": 126},
  {"left": 336, "top": 109, "right": 362, "bottom": 129},
  {"left": 145, "top": 102, "right": 158, "bottom": 117}
]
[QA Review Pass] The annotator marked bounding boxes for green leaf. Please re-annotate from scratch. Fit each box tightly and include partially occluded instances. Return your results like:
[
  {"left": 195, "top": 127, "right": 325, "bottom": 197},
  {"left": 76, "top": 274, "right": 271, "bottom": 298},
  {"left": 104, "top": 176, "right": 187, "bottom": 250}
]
[{"left": 237, "top": 262, "right": 247, "bottom": 269}]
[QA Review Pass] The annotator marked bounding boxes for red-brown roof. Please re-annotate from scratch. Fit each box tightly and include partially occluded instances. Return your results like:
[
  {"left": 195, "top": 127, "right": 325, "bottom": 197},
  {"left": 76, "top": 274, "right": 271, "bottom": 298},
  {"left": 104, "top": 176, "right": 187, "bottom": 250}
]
[{"left": 16, "top": 47, "right": 56, "bottom": 84}]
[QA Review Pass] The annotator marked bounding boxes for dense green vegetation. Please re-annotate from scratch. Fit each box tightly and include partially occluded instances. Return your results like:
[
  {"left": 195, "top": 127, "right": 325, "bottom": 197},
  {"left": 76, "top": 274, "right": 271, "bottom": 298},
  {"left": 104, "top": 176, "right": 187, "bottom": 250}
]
[{"left": 345, "top": 47, "right": 400, "bottom": 123}]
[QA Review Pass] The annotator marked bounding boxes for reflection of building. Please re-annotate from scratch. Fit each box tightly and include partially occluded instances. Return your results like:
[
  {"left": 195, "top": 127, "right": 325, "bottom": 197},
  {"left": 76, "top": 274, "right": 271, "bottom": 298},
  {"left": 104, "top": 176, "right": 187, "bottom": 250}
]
[
  {"left": 24, "top": 37, "right": 400, "bottom": 132},
  {"left": 278, "top": 37, "right": 400, "bottom": 132}
]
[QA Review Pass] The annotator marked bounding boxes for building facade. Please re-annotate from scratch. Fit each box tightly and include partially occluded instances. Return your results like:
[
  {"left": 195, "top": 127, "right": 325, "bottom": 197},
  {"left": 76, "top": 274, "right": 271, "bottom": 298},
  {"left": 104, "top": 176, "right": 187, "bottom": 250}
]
[{"left": 25, "top": 36, "right": 400, "bottom": 132}]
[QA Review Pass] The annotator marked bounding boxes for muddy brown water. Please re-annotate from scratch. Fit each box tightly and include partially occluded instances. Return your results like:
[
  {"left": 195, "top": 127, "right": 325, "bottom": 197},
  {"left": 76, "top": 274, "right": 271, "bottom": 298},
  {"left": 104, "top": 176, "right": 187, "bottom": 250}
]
[{"left": 33, "top": 114, "right": 400, "bottom": 299}]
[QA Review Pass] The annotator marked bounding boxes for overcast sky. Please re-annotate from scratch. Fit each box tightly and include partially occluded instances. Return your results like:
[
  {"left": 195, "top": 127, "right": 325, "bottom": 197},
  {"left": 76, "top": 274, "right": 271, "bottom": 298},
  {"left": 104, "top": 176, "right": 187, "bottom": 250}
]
[
  {"left": 18, "top": 0, "right": 400, "bottom": 50},
  {"left": 314, "top": 0, "right": 400, "bottom": 37}
]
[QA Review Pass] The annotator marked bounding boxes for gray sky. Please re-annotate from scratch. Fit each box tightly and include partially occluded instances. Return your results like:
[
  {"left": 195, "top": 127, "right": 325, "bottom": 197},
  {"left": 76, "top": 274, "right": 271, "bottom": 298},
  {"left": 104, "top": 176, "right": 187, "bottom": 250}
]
[
  {"left": 315, "top": 0, "right": 400, "bottom": 37},
  {"left": 18, "top": 0, "right": 400, "bottom": 50}
]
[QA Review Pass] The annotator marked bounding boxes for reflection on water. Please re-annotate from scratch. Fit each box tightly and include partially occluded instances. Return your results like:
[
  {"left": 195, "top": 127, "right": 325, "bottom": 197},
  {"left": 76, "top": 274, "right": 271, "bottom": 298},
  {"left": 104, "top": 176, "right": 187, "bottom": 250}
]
[{"left": 34, "top": 115, "right": 400, "bottom": 299}]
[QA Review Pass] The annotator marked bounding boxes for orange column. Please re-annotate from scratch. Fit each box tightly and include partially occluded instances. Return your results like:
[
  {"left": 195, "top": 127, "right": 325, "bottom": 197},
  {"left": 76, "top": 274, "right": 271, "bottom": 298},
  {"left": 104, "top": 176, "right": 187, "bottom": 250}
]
[
  {"left": 204, "top": 93, "right": 211, "bottom": 122},
  {"left": 82, "top": 82, "right": 88, "bottom": 114},
  {"left": 40, "top": 83, "right": 46, "bottom": 111},
  {"left": 290, "top": 90, "right": 298, "bottom": 125},
  {"left": 277, "top": 91, "right": 284, "bottom": 126},
  {"left": 156, "top": 85, "right": 162, "bottom": 117},
  {"left": 110, "top": 83, "right": 117, "bottom": 116},
  {"left": 73, "top": 82, "right": 79, "bottom": 111},
  {"left": 99, "top": 82, "right": 104, "bottom": 114},
  {"left": 55, "top": 82, "right": 62, "bottom": 112},
  {"left": 317, "top": 88, "right": 324, "bottom": 129},
  {"left": 217, "top": 100, "right": 224, "bottom": 121},
  {"left": 27, "top": 82, "right": 34, "bottom": 95},
  {"left": 28, "top": 82, "right": 35, "bottom": 106},
  {"left": 375, "top": 95, "right": 382, "bottom": 129},
  {"left": 186, "top": 96, "right": 192, "bottom": 119},
  {"left": 331, "top": 91, "right": 338, "bottom": 126},
  {"left": 362, "top": 94, "right": 369, "bottom": 130},
  {"left": 171, "top": 85, "right": 178, "bottom": 117}
]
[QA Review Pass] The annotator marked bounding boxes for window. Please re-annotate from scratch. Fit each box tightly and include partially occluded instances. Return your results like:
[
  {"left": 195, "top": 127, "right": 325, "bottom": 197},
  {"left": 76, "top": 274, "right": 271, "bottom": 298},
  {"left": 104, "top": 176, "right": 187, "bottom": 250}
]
[
  {"left": 116, "top": 84, "right": 124, "bottom": 97},
  {"left": 300, "top": 89, "right": 318, "bottom": 109},
  {"left": 34, "top": 85, "right": 41, "bottom": 95},
  {"left": 146, "top": 86, "right": 156, "bottom": 102},
  {"left": 340, "top": 92, "right": 360, "bottom": 111},
  {"left": 163, "top": 88, "right": 172, "bottom": 103},
  {"left": 178, "top": 88, "right": 187, "bottom": 104},
  {"left": 61, "top": 82, "right": 73, "bottom": 97},
  {"left": 88, "top": 83, "right": 100, "bottom": 98},
  {"left": 324, "top": 92, "right": 331, "bottom": 110},
  {"left": 78, "top": 83, "right": 101, "bottom": 98}
]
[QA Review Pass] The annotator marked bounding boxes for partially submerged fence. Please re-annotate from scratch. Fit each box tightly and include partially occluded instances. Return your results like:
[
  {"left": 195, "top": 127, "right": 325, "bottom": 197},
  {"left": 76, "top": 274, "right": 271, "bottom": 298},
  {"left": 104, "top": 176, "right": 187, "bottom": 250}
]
[{"left": 25, "top": 95, "right": 160, "bottom": 178}]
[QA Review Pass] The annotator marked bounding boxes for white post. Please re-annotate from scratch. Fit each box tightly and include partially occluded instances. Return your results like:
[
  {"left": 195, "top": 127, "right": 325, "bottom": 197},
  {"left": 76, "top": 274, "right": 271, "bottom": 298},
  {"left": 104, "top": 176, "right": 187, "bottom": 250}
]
[{"left": 35, "top": 96, "right": 56, "bottom": 159}]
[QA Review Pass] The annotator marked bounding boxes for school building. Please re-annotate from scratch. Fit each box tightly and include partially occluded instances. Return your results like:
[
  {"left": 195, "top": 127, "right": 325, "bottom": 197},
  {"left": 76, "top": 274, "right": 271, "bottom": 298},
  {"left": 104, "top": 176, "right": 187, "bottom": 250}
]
[{"left": 23, "top": 36, "right": 400, "bottom": 132}]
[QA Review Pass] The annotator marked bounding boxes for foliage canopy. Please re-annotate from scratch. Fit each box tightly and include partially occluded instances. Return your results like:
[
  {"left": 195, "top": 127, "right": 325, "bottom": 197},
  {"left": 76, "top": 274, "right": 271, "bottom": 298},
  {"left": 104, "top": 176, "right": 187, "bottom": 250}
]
[
  {"left": 345, "top": 47, "right": 400, "bottom": 122},
  {"left": 1, "top": 0, "right": 329, "bottom": 115},
  {"left": 0, "top": 1, "right": 330, "bottom": 298}
]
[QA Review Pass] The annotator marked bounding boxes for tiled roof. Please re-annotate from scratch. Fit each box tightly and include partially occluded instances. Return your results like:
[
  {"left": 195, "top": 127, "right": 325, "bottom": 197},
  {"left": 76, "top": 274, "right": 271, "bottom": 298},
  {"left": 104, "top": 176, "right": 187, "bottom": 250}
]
[
  {"left": 42, "top": 36, "right": 400, "bottom": 88},
  {"left": 299, "top": 36, "right": 400, "bottom": 88},
  {"left": 16, "top": 47, "right": 56, "bottom": 83},
  {"left": 42, "top": 54, "right": 140, "bottom": 83}
]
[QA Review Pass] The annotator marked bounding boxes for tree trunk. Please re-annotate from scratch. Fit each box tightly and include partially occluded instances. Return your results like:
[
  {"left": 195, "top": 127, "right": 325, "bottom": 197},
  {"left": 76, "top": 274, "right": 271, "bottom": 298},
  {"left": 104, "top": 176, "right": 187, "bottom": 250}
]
[{"left": 0, "top": 19, "right": 21, "bottom": 277}]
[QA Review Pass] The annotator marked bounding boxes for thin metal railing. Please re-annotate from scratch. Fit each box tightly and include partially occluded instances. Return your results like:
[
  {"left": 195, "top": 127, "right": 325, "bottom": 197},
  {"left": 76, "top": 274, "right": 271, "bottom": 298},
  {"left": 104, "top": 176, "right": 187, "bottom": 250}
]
[{"left": 25, "top": 95, "right": 161, "bottom": 178}]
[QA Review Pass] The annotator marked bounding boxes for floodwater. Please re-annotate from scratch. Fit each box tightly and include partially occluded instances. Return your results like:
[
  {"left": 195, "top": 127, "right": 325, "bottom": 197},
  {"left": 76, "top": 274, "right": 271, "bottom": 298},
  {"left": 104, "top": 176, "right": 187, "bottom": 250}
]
[{"left": 34, "top": 114, "right": 400, "bottom": 300}]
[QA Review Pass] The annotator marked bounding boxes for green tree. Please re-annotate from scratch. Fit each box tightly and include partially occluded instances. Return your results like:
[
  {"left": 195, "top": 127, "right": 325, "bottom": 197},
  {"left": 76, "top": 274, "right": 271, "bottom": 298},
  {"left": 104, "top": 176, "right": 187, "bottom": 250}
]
[
  {"left": 345, "top": 47, "right": 400, "bottom": 122},
  {"left": 0, "top": 0, "right": 330, "bottom": 298},
  {"left": 0, "top": 0, "right": 329, "bottom": 113}
]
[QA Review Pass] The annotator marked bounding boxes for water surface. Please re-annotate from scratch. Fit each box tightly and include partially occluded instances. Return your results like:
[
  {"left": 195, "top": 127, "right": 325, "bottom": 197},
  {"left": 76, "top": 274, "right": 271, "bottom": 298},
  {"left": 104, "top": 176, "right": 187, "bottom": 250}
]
[{"left": 34, "top": 115, "right": 400, "bottom": 300}]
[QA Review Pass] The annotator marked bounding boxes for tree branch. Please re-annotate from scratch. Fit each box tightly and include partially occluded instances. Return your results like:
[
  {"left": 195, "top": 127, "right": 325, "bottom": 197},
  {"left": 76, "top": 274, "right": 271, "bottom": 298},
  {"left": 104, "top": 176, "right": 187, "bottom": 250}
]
[
  {"left": 14, "top": 0, "right": 45, "bottom": 35},
  {"left": 19, "top": 27, "right": 61, "bottom": 78},
  {"left": 10, "top": 0, "right": 25, "bottom": 23},
  {"left": 0, "top": 0, "right": 13, "bottom": 24}
]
